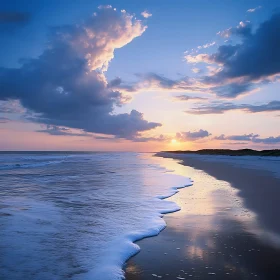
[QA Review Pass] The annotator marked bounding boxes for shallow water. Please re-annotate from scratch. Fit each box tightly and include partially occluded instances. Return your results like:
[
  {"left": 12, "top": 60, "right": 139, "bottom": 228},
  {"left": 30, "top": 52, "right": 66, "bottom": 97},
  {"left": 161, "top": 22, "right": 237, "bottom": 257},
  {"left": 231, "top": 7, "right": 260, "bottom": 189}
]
[{"left": 0, "top": 152, "right": 192, "bottom": 280}]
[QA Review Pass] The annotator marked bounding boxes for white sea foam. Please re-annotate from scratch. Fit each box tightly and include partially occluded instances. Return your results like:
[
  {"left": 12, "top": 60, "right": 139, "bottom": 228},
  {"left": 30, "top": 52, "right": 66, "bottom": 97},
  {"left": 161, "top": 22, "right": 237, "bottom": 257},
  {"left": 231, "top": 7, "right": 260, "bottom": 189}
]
[
  {"left": 83, "top": 178, "right": 193, "bottom": 280},
  {"left": 0, "top": 152, "right": 192, "bottom": 280}
]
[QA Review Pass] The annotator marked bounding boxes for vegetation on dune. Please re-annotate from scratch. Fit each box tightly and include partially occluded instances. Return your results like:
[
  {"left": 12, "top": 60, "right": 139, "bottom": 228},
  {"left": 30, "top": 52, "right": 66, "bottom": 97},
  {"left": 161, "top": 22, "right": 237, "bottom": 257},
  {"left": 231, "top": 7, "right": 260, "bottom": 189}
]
[{"left": 163, "top": 149, "right": 280, "bottom": 157}]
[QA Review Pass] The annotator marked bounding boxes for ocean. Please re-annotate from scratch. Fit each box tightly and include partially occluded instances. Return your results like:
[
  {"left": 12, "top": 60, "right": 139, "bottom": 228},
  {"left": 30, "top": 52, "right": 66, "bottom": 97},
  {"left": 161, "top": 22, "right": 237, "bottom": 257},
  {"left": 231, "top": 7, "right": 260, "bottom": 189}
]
[{"left": 0, "top": 152, "right": 192, "bottom": 280}]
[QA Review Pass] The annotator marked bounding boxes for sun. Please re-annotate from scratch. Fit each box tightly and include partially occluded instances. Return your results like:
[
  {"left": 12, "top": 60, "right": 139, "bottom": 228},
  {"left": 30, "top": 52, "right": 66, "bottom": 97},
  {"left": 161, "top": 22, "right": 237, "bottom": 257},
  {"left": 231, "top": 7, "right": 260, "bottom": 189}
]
[{"left": 171, "top": 139, "right": 177, "bottom": 144}]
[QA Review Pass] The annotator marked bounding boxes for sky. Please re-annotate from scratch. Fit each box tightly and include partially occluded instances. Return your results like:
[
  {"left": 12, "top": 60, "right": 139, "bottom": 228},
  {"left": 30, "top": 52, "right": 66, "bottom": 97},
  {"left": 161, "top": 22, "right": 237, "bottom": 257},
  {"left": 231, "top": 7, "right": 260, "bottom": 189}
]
[{"left": 0, "top": 0, "right": 280, "bottom": 151}]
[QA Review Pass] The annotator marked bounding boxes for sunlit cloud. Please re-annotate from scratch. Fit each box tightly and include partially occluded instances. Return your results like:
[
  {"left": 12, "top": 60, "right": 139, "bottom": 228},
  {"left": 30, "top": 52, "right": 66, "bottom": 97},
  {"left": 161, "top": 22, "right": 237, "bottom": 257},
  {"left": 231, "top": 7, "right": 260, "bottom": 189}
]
[
  {"left": 184, "top": 41, "right": 216, "bottom": 55},
  {"left": 217, "top": 21, "right": 251, "bottom": 38},
  {"left": 141, "top": 10, "right": 152, "bottom": 18},
  {"left": 191, "top": 67, "right": 202, "bottom": 74},
  {"left": 123, "top": 11, "right": 280, "bottom": 99},
  {"left": 185, "top": 53, "right": 213, "bottom": 64},
  {"left": 247, "top": 6, "right": 262, "bottom": 13},
  {"left": 0, "top": 6, "right": 161, "bottom": 142}
]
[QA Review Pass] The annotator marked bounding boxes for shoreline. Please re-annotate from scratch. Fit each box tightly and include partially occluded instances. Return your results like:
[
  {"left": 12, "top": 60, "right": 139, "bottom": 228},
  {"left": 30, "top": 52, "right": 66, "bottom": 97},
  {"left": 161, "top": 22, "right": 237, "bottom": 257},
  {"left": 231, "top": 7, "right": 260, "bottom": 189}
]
[
  {"left": 117, "top": 178, "right": 194, "bottom": 279},
  {"left": 158, "top": 152, "right": 280, "bottom": 235},
  {"left": 125, "top": 153, "right": 280, "bottom": 280}
]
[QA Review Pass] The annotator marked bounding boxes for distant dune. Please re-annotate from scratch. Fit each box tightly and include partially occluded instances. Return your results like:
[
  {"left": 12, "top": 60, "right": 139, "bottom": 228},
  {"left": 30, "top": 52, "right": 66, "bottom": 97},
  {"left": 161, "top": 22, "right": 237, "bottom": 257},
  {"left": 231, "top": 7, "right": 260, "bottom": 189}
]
[{"left": 162, "top": 149, "right": 280, "bottom": 156}]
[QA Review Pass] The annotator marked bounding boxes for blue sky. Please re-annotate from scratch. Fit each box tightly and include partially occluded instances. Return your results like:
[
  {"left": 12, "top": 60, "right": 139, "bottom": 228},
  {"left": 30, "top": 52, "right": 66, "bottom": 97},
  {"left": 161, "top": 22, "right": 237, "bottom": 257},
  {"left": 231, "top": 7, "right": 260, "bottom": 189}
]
[
  {"left": 1, "top": 0, "right": 274, "bottom": 70},
  {"left": 0, "top": 0, "right": 280, "bottom": 151}
]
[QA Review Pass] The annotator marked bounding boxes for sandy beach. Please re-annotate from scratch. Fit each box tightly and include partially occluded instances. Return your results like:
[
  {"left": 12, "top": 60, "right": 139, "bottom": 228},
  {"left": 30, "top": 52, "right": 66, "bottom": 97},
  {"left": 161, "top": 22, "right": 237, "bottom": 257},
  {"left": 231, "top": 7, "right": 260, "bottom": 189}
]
[{"left": 125, "top": 153, "right": 280, "bottom": 280}]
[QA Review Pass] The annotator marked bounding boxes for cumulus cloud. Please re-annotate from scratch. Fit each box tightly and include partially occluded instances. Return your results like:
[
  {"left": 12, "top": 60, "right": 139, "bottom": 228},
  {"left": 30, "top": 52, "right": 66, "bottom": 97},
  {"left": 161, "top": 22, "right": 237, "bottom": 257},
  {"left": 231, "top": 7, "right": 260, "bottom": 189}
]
[
  {"left": 176, "top": 129, "right": 211, "bottom": 141},
  {"left": 187, "top": 100, "right": 280, "bottom": 114},
  {"left": 247, "top": 6, "right": 262, "bottom": 13},
  {"left": 141, "top": 10, "right": 152, "bottom": 18},
  {"left": 128, "top": 12, "right": 280, "bottom": 99},
  {"left": 199, "top": 12, "right": 280, "bottom": 97},
  {"left": 0, "top": 6, "right": 161, "bottom": 140}
]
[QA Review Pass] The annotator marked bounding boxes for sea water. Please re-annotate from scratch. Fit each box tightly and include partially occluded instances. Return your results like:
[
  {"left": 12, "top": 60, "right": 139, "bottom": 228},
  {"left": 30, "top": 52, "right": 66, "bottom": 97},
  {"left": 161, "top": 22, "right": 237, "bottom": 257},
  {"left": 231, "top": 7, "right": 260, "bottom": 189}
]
[{"left": 0, "top": 152, "right": 192, "bottom": 280}]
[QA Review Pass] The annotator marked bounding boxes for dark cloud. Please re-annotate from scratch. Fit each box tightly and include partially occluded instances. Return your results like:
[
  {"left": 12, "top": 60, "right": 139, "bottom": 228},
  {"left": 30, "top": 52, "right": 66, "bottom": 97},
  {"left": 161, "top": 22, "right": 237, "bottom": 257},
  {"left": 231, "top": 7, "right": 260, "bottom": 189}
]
[
  {"left": 214, "top": 133, "right": 280, "bottom": 144},
  {"left": 94, "top": 132, "right": 170, "bottom": 142},
  {"left": 37, "top": 125, "right": 91, "bottom": 137},
  {"left": 187, "top": 100, "right": 280, "bottom": 115},
  {"left": 105, "top": 12, "right": 280, "bottom": 99},
  {"left": 108, "top": 77, "right": 122, "bottom": 88},
  {"left": 125, "top": 134, "right": 169, "bottom": 142},
  {"left": 183, "top": 12, "right": 280, "bottom": 98},
  {"left": 214, "top": 133, "right": 259, "bottom": 141},
  {"left": 108, "top": 77, "right": 137, "bottom": 93},
  {"left": 131, "top": 72, "right": 205, "bottom": 93},
  {"left": 173, "top": 95, "right": 207, "bottom": 102},
  {"left": 205, "top": 12, "right": 280, "bottom": 97},
  {"left": 252, "top": 136, "right": 280, "bottom": 144},
  {"left": 176, "top": 129, "right": 211, "bottom": 141},
  {"left": 141, "top": 73, "right": 179, "bottom": 88},
  {"left": 214, "top": 134, "right": 227, "bottom": 140},
  {"left": 211, "top": 82, "right": 252, "bottom": 98},
  {"left": 211, "top": 15, "right": 279, "bottom": 79},
  {"left": 0, "top": 6, "right": 161, "bottom": 140},
  {"left": 242, "top": 101, "right": 280, "bottom": 113},
  {"left": 231, "top": 22, "right": 252, "bottom": 38}
]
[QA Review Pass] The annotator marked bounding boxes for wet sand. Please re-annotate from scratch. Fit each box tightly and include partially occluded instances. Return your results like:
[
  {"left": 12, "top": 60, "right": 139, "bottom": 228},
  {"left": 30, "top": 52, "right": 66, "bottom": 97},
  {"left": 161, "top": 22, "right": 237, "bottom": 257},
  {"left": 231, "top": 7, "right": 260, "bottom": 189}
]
[{"left": 125, "top": 154, "right": 280, "bottom": 280}]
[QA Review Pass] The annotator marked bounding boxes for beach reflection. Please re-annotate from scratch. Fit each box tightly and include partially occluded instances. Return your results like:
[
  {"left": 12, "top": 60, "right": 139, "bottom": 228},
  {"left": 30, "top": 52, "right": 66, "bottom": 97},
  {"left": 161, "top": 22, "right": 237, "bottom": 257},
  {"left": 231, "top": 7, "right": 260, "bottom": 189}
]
[
  {"left": 126, "top": 154, "right": 280, "bottom": 280},
  {"left": 144, "top": 154, "right": 257, "bottom": 231},
  {"left": 146, "top": 154, "right": 280, "bottom": 246}
]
